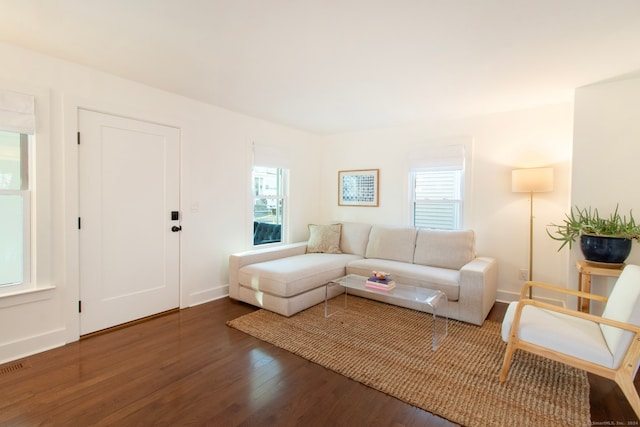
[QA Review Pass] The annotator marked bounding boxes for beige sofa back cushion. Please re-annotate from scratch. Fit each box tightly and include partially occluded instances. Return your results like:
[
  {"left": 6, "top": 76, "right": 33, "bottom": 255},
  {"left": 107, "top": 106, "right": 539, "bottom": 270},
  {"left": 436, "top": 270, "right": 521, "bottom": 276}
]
[
  {"left": 414, "top": 229, "right": 476, "bottom": 270},
  {"left": 365, "top": 225, "right": 417, "bottom": 263},
  {"left": 340, "top": 222, "right": 373, "bottom": 256}
]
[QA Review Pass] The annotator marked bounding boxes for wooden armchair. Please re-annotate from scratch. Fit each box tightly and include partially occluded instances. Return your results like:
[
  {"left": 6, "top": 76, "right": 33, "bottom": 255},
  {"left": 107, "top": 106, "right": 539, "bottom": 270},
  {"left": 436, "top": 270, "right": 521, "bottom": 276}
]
[{"left": 500, "top": 264, "right": 640, "bottom": 418}]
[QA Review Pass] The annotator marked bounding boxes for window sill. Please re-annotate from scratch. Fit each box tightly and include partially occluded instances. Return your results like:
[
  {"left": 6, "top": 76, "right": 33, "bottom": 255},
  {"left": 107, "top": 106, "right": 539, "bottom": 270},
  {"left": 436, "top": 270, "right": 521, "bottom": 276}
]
[{"left": 0, "top": 285, "right": 56, "bottom": 308}]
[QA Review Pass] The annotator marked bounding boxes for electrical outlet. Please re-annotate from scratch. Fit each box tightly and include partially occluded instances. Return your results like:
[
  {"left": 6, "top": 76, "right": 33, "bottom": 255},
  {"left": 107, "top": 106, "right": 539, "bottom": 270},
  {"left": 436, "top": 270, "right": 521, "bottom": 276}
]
[{"left": 518, "top": 269, "right": 528, "bottom": 281}]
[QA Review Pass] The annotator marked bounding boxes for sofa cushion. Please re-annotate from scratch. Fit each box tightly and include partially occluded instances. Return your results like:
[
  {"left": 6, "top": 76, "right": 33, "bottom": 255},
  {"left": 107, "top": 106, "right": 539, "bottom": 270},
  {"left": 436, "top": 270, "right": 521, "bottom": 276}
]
[
  {"left": 306, "top": 223, "right": 342, "bottom": 254},
  {"left": 414, "top": 229, "right": 476, "bottom": 270},
  {"left": 340, "top": 222, "right": 372, "bottom": 256},
  {"left": 365, "top": 225, "right": 417, "bottom": 263},
  {"left": 238, "top": 253, "right": 361, "bottom": 297},
  {"left": 347, "top": 258, "right": 460, "bottom": 301}
]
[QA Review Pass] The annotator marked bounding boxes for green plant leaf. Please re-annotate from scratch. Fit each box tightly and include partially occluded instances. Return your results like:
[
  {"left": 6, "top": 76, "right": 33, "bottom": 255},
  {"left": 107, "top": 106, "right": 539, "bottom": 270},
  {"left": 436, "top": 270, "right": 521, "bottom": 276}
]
[{"left": 546, "top": 204, "right": 640, "bottom": 251}]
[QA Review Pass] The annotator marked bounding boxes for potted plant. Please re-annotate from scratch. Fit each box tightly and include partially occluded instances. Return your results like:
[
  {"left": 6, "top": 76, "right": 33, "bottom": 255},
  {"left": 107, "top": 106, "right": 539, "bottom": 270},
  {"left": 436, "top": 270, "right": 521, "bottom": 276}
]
[{"left": 547, "top": 205, "right": 640, "bottom": 264}]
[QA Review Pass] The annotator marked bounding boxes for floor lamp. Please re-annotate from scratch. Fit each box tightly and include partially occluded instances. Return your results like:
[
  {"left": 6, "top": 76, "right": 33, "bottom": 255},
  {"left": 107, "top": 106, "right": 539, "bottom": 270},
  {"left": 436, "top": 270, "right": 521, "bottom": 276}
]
[{"left": 512, "top": 167, "right": 554, "bottom": 298}]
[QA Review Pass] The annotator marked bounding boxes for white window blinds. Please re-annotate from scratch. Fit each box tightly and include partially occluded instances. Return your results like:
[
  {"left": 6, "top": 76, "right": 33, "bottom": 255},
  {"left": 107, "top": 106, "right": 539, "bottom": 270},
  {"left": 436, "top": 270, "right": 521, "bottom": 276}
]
[
  {"left": 0, "top": 90, "right": 35, "bottom": 134},
  {"left": 252, "top": 143, "right": 290, "bottom": 169},
  {"left": 408, "top": 144, "right": 465, "bottom": 170}
]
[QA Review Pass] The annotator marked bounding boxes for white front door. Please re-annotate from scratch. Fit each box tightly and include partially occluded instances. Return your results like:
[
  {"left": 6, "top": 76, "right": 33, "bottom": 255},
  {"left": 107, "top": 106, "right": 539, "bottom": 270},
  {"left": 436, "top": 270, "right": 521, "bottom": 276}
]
[{"left": 78, "top": 109, "right": 181, "bottom": 335}]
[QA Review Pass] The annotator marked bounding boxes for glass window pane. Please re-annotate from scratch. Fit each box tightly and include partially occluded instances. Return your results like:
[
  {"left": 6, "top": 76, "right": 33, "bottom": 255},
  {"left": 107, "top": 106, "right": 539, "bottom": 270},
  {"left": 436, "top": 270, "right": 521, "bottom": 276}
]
[
  {"left": 414, "top": 201, "right": 460, "bottom": 230},
  {"left": 0, "top": 194, "right": 24, "bottom": 286},
  {"left": 253, "top": 198, "right": 274, "bottom": 224},
  {"left": 415, "top": 170, "right": 461, "bottom": 199},
  {"left": 0, "top": 131, "right": 26, "bottom": 190},
  {"left": 253, "top": 198, "right": 282, "bottom": 245},
  {"left": 253, "top": 166, "right": 281, "bottom": 197}
]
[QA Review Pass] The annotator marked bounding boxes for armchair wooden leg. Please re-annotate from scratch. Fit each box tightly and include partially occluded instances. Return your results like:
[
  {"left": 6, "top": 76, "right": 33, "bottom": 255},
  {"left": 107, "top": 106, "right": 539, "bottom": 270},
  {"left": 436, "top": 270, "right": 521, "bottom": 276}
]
[
  {"left": 500, "top": 341, "right": 517, "bottom": 383},
  {"left": 615, "top": 375, "right": 640, "bottom": 419}
]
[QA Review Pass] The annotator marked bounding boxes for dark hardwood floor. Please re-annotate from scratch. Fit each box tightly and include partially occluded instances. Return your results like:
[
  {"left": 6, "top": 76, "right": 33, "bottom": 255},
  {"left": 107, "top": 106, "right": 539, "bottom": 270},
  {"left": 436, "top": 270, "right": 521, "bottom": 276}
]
[{"left": 0, "top": 298, "right": 637, "bottom": 426}]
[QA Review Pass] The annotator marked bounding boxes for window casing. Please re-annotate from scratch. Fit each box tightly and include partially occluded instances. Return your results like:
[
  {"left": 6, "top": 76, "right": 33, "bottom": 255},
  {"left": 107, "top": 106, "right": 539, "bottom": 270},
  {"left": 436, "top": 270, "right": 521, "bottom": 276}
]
[
  {"left": 0, "top": 87, "right": 56, "bottom": 303},
  {"left": 252, "top": 166, "right": 287, "bottom": 246}
]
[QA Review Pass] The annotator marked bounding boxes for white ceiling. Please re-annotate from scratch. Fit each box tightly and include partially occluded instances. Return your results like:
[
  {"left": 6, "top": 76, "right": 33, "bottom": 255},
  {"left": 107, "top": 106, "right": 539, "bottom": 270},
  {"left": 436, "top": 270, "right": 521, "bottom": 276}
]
[{"left": 1, "top": 0, "right": 640, "bottom": 135}]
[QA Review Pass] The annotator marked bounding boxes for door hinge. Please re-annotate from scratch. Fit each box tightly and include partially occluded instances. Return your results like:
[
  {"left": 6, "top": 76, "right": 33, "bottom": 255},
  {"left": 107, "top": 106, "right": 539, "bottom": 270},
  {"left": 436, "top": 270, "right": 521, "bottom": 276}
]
[
  {"left": 78, "top": 300, "right": 82, "bottom": 313},
  {"left": 77, "top": 131, "right": 80, "bottom": 145},
  {"left": 78, "top": 217, "right": 81, "bottom": 230}
]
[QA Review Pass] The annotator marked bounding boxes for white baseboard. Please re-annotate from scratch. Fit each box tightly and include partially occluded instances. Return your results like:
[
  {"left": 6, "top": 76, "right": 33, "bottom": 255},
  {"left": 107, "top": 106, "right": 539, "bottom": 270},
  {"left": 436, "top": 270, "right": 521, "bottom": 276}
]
[
  {"left": 0, "top": 327, "right": 66, "bottom": 365},
  {"left": 187, "top": 284, "right": 229, "bottom": 307}
]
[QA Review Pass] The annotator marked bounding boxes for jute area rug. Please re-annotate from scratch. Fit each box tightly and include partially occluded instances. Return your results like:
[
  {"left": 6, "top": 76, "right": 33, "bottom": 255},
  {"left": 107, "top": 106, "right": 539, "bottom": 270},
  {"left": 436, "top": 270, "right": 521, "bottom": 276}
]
[{"left": 227, "top": 295, "right": 590, "bottom": 427}]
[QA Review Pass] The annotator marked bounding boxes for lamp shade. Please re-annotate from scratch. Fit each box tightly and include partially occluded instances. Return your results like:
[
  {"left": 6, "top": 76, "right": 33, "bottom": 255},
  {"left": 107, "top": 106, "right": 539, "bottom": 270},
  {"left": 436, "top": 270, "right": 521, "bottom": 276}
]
[{"left": 512, "top": 167, "right": 553, "bottom": 193}]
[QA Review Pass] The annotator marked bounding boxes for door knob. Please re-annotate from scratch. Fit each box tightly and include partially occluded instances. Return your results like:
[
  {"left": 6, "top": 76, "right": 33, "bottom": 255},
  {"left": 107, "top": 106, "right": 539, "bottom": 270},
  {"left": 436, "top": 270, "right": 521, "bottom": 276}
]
[{"left": 171, "top": 225, "right": 182, "bottom": 232}]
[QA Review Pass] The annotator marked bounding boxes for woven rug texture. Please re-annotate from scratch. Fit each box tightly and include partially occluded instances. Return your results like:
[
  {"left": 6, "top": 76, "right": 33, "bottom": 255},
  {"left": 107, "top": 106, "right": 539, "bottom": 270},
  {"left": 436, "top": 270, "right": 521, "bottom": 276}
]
[{"left": 227, "top": 296, "right": 591, "bottom": 427}]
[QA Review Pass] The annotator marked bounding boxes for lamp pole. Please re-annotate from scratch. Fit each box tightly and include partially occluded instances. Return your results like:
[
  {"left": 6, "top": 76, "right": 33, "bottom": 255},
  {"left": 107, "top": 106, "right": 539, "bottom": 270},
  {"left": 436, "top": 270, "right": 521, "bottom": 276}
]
[{"left": 528, "top": 191, "right": 534, "bottom": 298}]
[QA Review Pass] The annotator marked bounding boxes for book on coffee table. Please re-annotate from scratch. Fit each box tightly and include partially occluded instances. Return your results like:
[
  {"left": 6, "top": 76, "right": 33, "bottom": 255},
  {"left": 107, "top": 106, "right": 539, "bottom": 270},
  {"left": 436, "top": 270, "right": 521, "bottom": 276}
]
[
  {"left": 365, "top": 281, "right": 396, "bottom": 291},
  {"left": 365, "top": 276, "right": 396, "bottom": 291}
]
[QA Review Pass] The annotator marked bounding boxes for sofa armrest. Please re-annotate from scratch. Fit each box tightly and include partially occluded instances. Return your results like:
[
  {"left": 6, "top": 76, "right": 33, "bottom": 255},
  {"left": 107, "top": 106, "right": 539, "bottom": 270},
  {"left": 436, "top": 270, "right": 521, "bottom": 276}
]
[
  {"left": 458, "top": 256, "right": 498, "bottom": 325},
  {"left": 228, "top": 242, "right": 308, "bottom": 299}
]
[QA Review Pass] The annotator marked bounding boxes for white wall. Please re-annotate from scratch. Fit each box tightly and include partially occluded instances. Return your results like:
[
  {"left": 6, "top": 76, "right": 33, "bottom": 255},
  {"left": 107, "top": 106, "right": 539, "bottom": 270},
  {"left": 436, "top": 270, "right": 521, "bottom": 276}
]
[
  {"left": 0, "top": 42, "right": 322, "bottom": 363},
  {"left": 320, "top": 103, "right": 574, "bottom": 303},
  {"left": 570, "top": 72, "right": 640, "bottom": 311}
]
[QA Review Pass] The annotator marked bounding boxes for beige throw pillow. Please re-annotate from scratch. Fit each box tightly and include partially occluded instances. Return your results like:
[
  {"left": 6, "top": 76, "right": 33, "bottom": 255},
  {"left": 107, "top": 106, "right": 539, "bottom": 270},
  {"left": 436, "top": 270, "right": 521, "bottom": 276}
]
[{"left": 307, "top": 223, "right": 342, "bottom": 254}]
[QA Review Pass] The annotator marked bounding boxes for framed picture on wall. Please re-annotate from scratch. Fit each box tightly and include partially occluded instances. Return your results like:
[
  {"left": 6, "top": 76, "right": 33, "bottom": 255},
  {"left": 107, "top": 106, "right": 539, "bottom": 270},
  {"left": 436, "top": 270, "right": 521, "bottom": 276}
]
[{"left": 338, "top": 169, "right": 379, "bottom": 207}]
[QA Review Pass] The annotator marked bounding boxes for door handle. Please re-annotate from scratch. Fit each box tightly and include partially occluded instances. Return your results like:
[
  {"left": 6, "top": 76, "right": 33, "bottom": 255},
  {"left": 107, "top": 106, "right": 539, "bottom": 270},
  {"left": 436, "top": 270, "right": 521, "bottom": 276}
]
[{"left": 171, "top": 226, "right": 182, "bottom": 232}]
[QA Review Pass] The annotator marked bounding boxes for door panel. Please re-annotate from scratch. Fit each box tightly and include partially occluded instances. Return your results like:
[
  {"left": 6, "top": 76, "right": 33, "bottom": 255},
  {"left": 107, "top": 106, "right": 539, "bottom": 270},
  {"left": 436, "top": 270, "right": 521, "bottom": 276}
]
[{"left": 79, "top": 109, "right": 180, "bottom": 335}]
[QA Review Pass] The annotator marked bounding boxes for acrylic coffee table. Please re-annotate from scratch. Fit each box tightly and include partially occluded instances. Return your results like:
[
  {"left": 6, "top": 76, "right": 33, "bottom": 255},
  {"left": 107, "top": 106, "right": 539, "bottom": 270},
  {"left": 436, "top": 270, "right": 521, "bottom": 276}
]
[{"left": 325, "top": 274, "right": 448, "bottom": 350}]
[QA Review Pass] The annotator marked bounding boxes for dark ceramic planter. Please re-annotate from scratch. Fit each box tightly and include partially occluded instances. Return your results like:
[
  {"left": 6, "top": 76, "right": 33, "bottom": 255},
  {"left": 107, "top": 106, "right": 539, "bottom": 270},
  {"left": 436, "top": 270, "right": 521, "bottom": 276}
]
[{"left": 580, "top": 234, "right": 632, "bottom": 264}]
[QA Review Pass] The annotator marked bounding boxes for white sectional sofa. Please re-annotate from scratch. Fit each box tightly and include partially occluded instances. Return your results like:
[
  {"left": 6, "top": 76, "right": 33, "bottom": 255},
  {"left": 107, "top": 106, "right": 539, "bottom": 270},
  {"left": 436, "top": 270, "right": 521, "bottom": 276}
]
[{"left": 228, "top": 222, "right": 498, "bottom": 325}]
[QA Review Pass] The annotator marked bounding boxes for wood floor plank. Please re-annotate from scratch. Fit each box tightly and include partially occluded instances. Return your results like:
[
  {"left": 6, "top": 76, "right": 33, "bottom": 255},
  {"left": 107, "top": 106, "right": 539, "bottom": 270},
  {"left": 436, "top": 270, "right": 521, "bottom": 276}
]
[{"left": 0, "top": 298, "right": 637, "bottom": 425}]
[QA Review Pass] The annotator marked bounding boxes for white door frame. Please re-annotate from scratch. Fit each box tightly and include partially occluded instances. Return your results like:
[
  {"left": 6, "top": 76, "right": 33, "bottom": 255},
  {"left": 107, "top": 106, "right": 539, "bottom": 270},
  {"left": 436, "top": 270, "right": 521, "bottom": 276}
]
[{"left": 63, "top": 99, "right": 183, "bottom": 343}]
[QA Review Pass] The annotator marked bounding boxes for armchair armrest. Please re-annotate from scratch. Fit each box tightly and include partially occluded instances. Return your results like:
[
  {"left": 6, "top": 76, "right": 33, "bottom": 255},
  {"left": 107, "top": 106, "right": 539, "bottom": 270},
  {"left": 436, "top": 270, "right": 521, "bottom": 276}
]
[
  {"left": 520, "top": 280, "right": 609, "bottom": 303},
  {"left": 513, "top": 298, "right": 640, "bottom": 335}
]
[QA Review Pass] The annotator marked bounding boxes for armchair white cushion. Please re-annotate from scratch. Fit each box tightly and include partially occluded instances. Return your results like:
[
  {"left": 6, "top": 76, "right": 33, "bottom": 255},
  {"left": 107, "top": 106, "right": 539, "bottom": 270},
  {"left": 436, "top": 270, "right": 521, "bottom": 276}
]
[
  {"left": 502, "top": 303, "right": 614, "bottom": 367},
  {"left": 500, "top": 264, "right": 640, "bottom": 419}
]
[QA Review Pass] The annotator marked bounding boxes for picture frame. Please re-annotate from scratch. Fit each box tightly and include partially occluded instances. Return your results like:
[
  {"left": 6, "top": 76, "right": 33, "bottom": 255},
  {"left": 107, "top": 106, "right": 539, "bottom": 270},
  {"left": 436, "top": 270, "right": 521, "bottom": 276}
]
[{"left": 338, "top": 169, "right": 379, "bottom": 207}]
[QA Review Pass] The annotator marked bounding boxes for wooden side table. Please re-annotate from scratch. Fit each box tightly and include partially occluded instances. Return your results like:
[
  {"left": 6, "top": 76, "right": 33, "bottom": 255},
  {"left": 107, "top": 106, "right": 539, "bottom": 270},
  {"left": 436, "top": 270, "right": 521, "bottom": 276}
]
[{"left": 576, "top": 260, "right": 624, "bottom": 312}]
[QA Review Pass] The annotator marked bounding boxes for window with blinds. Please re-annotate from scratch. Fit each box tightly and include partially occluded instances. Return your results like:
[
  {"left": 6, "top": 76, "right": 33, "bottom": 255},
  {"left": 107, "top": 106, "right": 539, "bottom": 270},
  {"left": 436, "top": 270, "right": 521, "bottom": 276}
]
[
  {"left": 409, "top": 144, "right": 465, "bottom": 230},
  {"left": 412, "top": 169, "right": 462, "bottom": 230},
  {"left": 0, "top": 90, "right": 34, "bottom": 289}
]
